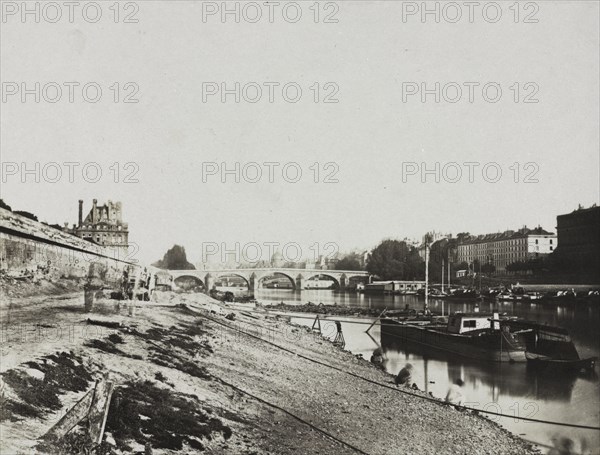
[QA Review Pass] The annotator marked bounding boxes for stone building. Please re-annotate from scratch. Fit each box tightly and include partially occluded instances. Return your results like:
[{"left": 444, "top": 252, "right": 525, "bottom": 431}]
[
  {"left": 457, "top": 227, "right": 556, "bottom": 273},
  {"left": 555, "top": 205, "right": 600, "bottom": 275},
  {"left": 418, "top": 231, "right": 452, "bottom": 260},
  {"left": 70, "top": 199, "right": 129, "bottom": 258}
]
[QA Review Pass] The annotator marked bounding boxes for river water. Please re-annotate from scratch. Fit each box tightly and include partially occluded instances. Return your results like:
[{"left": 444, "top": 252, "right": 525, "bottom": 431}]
[{"left": 252, "top": 288, "right": 600, "bottom": 454}]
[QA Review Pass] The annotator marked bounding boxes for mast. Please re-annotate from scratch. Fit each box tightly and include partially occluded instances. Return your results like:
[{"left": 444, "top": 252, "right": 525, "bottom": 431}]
[
  {"left": 441, "top": 259, "right": 445, "bottom": 293},
  {"left": 424, "top": 237, "right": 429, "bottom": 312}
]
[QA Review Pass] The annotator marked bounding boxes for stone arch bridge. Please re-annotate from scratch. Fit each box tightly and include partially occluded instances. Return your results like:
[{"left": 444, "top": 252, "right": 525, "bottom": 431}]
[{"left": 166, "top": 268, "right": 371, "bottom": 291}]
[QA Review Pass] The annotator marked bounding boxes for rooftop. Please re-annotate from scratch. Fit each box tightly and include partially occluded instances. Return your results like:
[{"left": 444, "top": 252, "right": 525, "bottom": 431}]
[{"left": 459, "top": 227, "right": 554, "bottom": 245}]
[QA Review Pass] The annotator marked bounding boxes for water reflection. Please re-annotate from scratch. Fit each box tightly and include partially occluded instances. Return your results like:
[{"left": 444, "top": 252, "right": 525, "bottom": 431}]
[
  {"left": 381, "top": 332, "right": 589, "bottom": 402},
  {"left": 256, "top": 289, "right": 600, "bottom": 353},
  {"left": 262, "top": 289, "right": 600, "bottom": 454}
]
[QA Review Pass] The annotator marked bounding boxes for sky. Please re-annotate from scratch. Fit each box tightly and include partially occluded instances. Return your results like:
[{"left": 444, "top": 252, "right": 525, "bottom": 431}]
[{"left": 1, "top": 1, "right": 599, "bottom": 265}]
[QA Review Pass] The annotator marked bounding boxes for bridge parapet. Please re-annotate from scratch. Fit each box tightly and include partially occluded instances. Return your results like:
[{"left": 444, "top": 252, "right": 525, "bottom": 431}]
[{"left": 166, "top": 268, "right": 370, "bottom": 291}]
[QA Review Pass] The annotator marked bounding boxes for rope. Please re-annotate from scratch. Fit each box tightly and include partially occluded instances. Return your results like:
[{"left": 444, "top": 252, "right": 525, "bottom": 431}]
[
  {"left": 130, "top": 320, "right": 371, "bottom": 454},
  {"left": 211, "top": 376, "right": 371, "bottom": 455},
  {"left": 195, "top": 309, "right": 600, "bottom": 431},
  {"left": 520, "top": 438, "right": 600, "bottom": 455}
]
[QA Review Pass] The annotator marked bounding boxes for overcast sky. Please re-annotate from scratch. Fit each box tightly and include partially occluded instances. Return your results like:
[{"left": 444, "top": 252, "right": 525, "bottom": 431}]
[{"left": 1, "top": 1, "right": 598, "bottom": 265}]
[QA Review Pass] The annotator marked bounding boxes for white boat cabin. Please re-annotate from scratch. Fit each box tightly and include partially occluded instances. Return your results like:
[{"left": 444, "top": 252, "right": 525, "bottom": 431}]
[{"left": 447, "top": 313, "right": 499, "bottom": 334}]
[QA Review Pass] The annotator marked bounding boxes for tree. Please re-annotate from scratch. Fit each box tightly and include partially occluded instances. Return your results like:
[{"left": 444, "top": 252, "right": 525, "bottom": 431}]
[
  {"left": 0, "top": 199, "right": 11, "bottom": 211},
  {"left": 481, "top": 263, "right": 496, "bottom": 276},
  {"left": 456, "top": 232, "right": 471, "bottom": 243},
  {"left": 428, "top": 239, "right": 452, "bottom": 282},
  {"left": 153, "top": 245, "right": 196, "bottom": 270},
  {"left": 335, "top": 253, "right": 363, "bottom": 271},
  {"left": 14, "top": 210, "right": 38, "bottom": 221},
  {"left": 366, "top": 240, "right": 423, "bottom": 280},
  {"left": 456, "top": 261, "right": 469, "bottom": 271},
  {"left": 405, "top": 248, "right": 425, "bottom": 280},
  {"left": 506, "top": 261, "right": 525, "bottom": 273}
]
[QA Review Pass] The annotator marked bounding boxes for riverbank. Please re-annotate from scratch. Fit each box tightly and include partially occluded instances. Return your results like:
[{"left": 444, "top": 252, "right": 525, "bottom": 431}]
[
  {"left": 0, "top": 286, "right": 540, "bottom": 454},
  {"left": 262, "top": 300, "right": 388, "bottom": 317}
]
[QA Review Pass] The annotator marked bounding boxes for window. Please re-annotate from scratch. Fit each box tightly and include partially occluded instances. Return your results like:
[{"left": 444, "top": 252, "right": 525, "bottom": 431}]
[
  {"left": 550, "top": 246, "right": 553, "bottom": 251},
  {"left": 463, "top": 320, "right": 477, "bottom": 328},
  {"left": 535, "top": 239, "right": 538, "bottom": 244},
  {"left": 550, "top": 239, "right": 553, "bottom": 244}
]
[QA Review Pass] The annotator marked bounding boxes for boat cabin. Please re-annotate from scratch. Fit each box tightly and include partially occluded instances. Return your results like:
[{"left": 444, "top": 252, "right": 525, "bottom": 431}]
[{"left": 447, "top": 313, "right": 499, "bottom": 334}]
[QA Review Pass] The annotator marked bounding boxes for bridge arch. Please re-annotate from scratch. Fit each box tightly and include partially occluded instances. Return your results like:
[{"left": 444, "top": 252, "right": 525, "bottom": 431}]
[
  {"left": 257, "top": 272, "right": 297, "bottom": 290},
  {"left": 303, "top": 273, "right": 340, "bottom": 290},
  {"left": 173, "top": 274, "right": 205, "bottom": 291},
  {"left": 214, "top": 273, "right": 251, "bottom": 289}
]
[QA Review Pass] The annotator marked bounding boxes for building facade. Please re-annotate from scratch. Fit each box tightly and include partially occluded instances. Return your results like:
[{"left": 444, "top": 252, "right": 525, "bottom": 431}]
[
  {"left": 555, "top": 205, "right": 600, "bottom": 275},
  {"left": 418, "top": 231, "right": 452, "bottom": 259},
  {"left": 70, "top": 199, "right": 129, "bottom": 257},
  {"left": 457, "top": 227, "right": 556, "bottom": 273}
]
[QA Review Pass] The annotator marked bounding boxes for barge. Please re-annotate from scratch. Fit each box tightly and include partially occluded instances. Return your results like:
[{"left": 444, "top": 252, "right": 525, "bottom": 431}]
[
  {"left": 505, "top": 319, "right": 597, "bottom": 372},
  {"left": 381, "top": 312, "right": 527, "bottom": 363}
]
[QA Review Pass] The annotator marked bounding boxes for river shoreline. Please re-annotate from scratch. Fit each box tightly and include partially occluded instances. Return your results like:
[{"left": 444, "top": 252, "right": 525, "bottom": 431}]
[{"left": 0, "top": 282, "right": 543, "bottom": 454}]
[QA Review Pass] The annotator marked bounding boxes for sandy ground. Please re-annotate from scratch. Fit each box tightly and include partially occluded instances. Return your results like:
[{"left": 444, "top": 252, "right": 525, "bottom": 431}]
[{"left": 0, "top": 287, "right": 540, "bottom": 455}]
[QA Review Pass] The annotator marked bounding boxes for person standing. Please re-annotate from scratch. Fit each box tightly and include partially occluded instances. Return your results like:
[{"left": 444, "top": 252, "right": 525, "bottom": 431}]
[{"left": 121, "top": 268, "right": 130, "bottom": 300}]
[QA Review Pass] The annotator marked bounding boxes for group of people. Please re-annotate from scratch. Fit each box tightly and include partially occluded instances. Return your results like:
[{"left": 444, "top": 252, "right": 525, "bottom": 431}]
[
  {"left": 120, "top": 266, "right": 156, "bottom": 300},
  {"left": 370, "top": 349, "right": 466, "bottom": 406}
]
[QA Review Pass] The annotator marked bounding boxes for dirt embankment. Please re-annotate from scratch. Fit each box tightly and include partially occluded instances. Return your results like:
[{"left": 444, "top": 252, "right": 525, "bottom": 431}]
[
  {"left": 0, "top": 288, "right": 539, "bottom": 455},
  {"left": 0, "top": 275, "right": 84, "bottom": 301},
  {"left": 263, "top": 301, "right": 386, "bottom": 317}
]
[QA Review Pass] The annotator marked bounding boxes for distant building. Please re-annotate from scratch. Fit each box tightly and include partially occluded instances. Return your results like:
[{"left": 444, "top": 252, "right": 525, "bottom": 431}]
[
  {"left": 419, "top": 231, "right": 452, "bottom": 259},
  {"left": 304, "top": 254, "right": 339, "bottom": 270},
  {"left": 364, "top": 280, "right": 426, "bottom": 294},
  {"left": 555, "top": 205, "right": 600, "bottom": 275},
  {"left": 70, "top": 199, "right": 129, "bottom": 256},
  {"left": 270, "top": 250, "right": 285, "bottom": 268},
  {"left": 457, "top": 227, "right": 556, "bottom": 273}
]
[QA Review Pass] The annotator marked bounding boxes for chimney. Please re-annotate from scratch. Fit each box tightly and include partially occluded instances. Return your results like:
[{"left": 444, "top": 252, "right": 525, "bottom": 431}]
[
  {"left": 92, "top": 199, "right": 97, "bottom": 224},
  {"left": 78, "top": 200, "right": 83, "bottom": 226}
]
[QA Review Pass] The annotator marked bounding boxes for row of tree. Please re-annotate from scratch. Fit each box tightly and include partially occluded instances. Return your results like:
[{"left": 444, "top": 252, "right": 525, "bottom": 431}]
[
  {"left": 1, "top": 198, "right": 40, "bottom": 221},
  {"left": 342, "top": 237, "right": 499, "bottom": 281},
  {"left": 364, "top": 240, "right": 424, "bottom": 280},
  {"left": 152, "top": 239, "right": 550, "bottom": 279}
]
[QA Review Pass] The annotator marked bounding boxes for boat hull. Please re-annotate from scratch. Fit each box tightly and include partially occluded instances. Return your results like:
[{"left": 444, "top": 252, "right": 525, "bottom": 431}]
[
  {"left": 527, "top": 356, "right": 598, "bottom": 373},
  {"left": 381, "top": 319, "right": 527, "bottom": 363}
]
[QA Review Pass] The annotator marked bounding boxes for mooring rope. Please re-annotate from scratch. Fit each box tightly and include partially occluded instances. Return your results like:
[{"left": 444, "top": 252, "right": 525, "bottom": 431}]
[
  {"left": 211, "top": 376, "right": 371, "bottom": 455},
  {"left": 195, "top": 309, "right": 600, "bottom": 432},
  {"left": 133, "top": 319, "right": 371, "bottom": 455}
]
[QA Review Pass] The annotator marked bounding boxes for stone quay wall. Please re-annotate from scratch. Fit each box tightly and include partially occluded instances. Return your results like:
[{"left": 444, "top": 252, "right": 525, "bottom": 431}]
[{"left": 0, "top": 208, "right": 138, "bottom": 288}]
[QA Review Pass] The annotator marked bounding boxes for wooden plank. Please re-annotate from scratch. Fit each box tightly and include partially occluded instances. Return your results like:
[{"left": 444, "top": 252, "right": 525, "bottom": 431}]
[
  {"left": 311, "top": 315, "right": 321, "bottom": 333},
  {"left": 96, "top": 383, "right": 115, "bottom": 445},
  {"left": 43, "top": 383, "right": 96, "bottom": 441},
  {"left": 87, "top": 379, "right": 114, "bottom": 444},
  {"left": 366, "top": 308, "right": 387, "bottom": 333},
  {"left": 240, "top": 311, "right": 259, "bottom": 320}
]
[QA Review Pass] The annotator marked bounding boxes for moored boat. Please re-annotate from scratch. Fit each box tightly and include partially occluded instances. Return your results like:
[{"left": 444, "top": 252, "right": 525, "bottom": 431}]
[
  {"left": 524, "top": 291, "right": 544, "bottom": 301},
  {"left": 381, "top": 312, "right": 527, "bottom": 363},
  {"left": 526, "top": 356, "right": 597, "bottom": 373},
  {"left": 504, "top": 319, "right": 598, "bottom": 372},
  {"left": 446, "top": 288, "right": 481, "bottom": 300}
]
